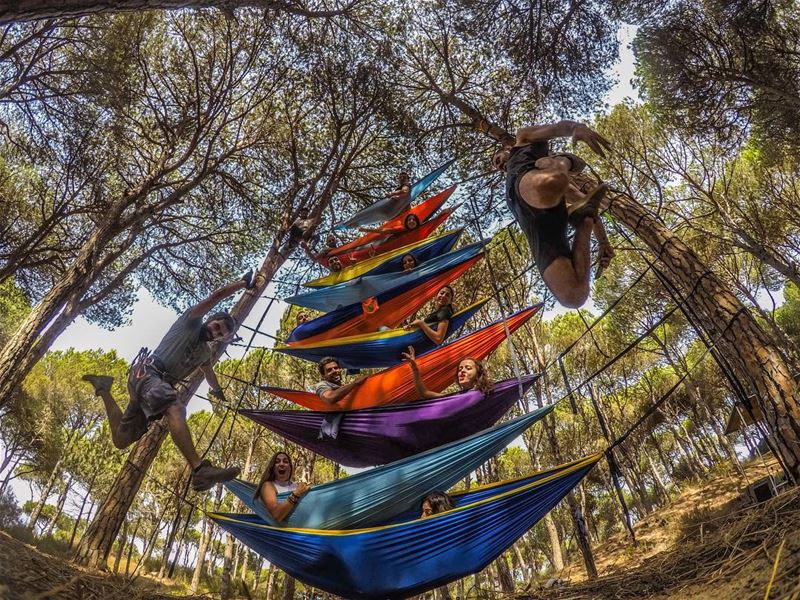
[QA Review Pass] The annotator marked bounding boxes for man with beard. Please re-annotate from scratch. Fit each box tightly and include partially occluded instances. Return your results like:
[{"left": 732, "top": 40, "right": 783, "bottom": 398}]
[
  {"left": 314, "top": 356, "right": 367, "bottom": 439},
  {"left": 83, "top": 271, "right": 257, "bottom": 491}
]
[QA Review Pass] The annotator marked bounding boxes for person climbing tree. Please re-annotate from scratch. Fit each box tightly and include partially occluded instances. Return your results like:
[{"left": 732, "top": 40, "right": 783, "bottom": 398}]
[
  {"left": 492, "top": 120, "right": 615, "bottom": 308},
  {"left": 82, "top": 272, "right": 256, "bottom": 492}
]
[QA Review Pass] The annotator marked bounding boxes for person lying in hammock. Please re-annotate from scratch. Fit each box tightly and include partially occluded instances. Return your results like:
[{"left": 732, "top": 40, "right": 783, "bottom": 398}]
[
  {"left": 254, "top": 451, "right": 310, "bottom": 523},
  {"left": 420, "top": 490, "right": 455, "bottom": 518},
  {"left": 404, "top": 285, "right": 454, "bottom": 345},
  {"left": 401, "top": 253, "right": 418, "bottom": 272},
  {"left": 402, "top": 346, "right": 492, "bottom": 399},
  {"left": 358, "top": 213, "right": 420, "bottom": 236},
  {"left": 315, "top": 356, "right": 367, "bottom": 406},
  {"left": 83, "top": 273, "right": 255, "bottom": 491},
  {"left": 491, "top": 120, "right": 615, "bottom": 308}
]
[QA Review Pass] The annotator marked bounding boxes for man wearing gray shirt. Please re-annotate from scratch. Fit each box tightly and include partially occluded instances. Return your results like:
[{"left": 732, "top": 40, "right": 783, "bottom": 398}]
[
  {"left": 83, "top": 271, "right": 257, "bottom": 491},
  {"left": 315, "top": 357, "right": 367, "bottom": 439}
]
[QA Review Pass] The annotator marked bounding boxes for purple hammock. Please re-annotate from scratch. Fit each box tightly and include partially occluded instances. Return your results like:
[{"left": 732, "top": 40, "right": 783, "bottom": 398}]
[{"left": 239, "top": 374, "right": 541, "bottom": 468}]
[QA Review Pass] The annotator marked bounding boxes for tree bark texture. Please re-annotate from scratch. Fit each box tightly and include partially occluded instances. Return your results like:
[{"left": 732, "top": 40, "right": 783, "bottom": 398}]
[{"left": 605, "top": 190, "right": 800, "bottom": 480}]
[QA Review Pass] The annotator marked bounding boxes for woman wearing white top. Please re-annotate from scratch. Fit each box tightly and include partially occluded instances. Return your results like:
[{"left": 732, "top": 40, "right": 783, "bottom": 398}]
[{"left": 254, "top": 451, "right": 311, "bottom": 522}]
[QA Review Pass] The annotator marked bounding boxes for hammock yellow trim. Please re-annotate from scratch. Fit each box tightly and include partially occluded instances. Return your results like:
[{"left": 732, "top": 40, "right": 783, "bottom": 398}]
[
  {"left": 209, "top": 452, "right": 603, "bottom": 537},
  {"left": 305, "top": 229, "right": 461, "bottom": 288},
  {"left": 281, "top": 298, "right": 490, "bottom": 350}
]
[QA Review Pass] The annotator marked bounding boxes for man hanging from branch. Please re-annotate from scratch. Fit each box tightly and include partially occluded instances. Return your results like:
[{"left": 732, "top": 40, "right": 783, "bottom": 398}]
[
  {"left": 82, "top": 272, "right": 257, "bottom": 491},
  {"left": 492, "top": 120, "right": 615, "bottom": 308}
]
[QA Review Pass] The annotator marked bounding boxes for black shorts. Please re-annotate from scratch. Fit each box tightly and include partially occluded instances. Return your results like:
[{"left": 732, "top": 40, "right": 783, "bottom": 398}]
[
  {"left": 121, "top": 364, "right": 179, "bottom": 442},
  {"left": 507, "top": 188, "right": 572, "bottom": 275}
]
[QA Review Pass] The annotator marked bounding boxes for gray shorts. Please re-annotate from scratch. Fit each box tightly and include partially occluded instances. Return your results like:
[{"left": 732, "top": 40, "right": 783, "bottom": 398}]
[{"left": 121, "top": 365, "right": 179, "bottom": 442}]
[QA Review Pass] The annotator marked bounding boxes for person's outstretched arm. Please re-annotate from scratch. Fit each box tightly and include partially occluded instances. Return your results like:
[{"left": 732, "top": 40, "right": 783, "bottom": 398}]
[
  {"left": 318, "top": 375, "right": 368, "bottom": 406},
  {"left": 188, "top": 270, "right": 256, "bottom": 319},
  {"left": 402, "top": 346, "right": 445, "bottom": 399},
  {"left": 515, "top": 121, "right": 611, "bottom": 157}
]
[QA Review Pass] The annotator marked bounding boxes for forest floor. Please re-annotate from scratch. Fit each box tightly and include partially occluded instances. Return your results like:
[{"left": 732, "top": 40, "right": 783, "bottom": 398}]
[
  {"left": 2, "top": 459, "right": 800, "bottom": 599},
  {"left": 524, "top": 458, "right": 800, "bottom": 600},
  {"left": 0, "top": 530, "right": 210, "bottom": 600}
]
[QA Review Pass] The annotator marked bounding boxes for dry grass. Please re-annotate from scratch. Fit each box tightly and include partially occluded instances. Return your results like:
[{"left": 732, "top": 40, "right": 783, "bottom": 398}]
[
  {"left": 521, "top": 460, "right": 800, "bottom": 600},
  {"left": 0, "top": 531, "right": 210, "bottom": 600}
]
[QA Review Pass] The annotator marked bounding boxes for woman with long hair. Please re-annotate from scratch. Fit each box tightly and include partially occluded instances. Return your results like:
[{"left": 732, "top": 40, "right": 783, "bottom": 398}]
[
  {"left": 402, "top": 345, "right": 492, "bottom": 400},
  {"left": 254, "top": 451, "right": 310, "bottom": 522}
]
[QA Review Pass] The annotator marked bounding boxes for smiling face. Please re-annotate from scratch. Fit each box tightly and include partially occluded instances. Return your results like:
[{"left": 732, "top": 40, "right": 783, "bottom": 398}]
[
  {"left": 456, "top": 359, "right": 478, "bottom": 389},
  {"left": 272, "top": 453, "right": 293, "bottom": 483},
  {"left": 402, "top": 254, "right": 417, "bottom": 271},
  {"left": 404, "top": 214, "right": 420, "bottom": 230},
  {"left": 399, "top": 172, "right": 411, "bottom": 186},
  {"left": 322, "top": 360, "right": 342, "bottom": 385},
  {"left": 328, "top": 256, "right": 342, "bottom": 272},
  {"left": 435, "top": 286, "right": 453, "bottom": 308},
  {"left": 492, "top": 147, "right": 511, "bottom": 171}
]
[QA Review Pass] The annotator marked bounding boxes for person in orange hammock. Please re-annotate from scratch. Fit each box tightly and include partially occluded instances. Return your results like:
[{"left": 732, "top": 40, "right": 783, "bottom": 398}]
[
  {"left": 402, "top": 345, "right": 492, "bottom": 399},
  {"left": 357, "top": 212, "right": 420, "bottom": 236},
  {"left": 404, "top": 285, "right": 454, "bottom": 345}
]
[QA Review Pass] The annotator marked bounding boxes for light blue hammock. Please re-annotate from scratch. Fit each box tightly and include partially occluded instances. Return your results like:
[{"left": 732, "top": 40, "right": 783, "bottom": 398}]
[
  {"left": 225, "top": 407, "right": 552, "bottom": 530},
  {"left": 285, "top": 241, "right": 484, "bottom": 312},
  {"left": 334, "top": 160, "right": 454, "bottom": 230},
  {"left": 212, "top": 453, "right": 601, "bottom": 599}
]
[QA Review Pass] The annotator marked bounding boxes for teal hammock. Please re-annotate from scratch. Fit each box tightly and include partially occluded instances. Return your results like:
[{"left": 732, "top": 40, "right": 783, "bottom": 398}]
[
  {"left": 225, "top": 408, "right": 552, "bottom": 530},
  {"left": 212, "top": 453, "right": 601, "bottom": 599}
]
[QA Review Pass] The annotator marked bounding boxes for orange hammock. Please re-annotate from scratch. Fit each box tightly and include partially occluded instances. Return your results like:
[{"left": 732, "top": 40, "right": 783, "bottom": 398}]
[
  {"left": 327, "top": 185, "right": 456, "bottom": 259},
  {"left": 264, "top": 304, "right": 541, "bottom": 411},
  {"left": 289, "top": 252, "right": 483, "bottom": 346}
]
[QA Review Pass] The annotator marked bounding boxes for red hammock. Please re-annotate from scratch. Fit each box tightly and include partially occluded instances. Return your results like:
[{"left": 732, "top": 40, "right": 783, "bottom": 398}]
[
  {"left": 264, "top": 305, "right": 541, "bottom": 411},
  {"left": 317, "top": 188, "right": 456, "bottom": 266}
]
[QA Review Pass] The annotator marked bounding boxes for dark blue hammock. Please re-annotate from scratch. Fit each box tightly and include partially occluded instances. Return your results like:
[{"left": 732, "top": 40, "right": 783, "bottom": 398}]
[
  {"left": 334, "top": 160, "right": 454, "bottom": 230},
  {"left": 285, "top": 242, "right": 484, "bottom": 312},
  {"left": 276, "top": 298, "right": 488, "bottom": 369},
  {"left": 212, "top": 453, "right": 601, "bottom": 599}
]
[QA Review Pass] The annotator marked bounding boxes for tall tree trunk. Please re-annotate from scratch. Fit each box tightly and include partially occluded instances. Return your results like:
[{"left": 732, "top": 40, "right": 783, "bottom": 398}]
[
  {"left": 191, "top": 517, "right": 212, "bottom": 594},
  {"left": 43, "top": 475, "right": 71, "bottom": 537},
  {"left": 282, "top": 574, "right": 296, "bottom": 600},
  {"left": 75, "top": 229, "right": 298, "bottom": 568},
  {"left": 265, "top": 567, "right": 279, "bottom": 600},
  {"left": 75, "top": 419, "right": 168, "bottom": 568},
  {"left": 68, "top": 471, "right": 96, "bottom": 550},
  {"left": 495, "top": 553, "right": 515, "bottom": 594},
  {"left": 220, "top": 533, "right": 235, "bottom": 600},
  {"left": 605, "top": 190, "right": 800, "bottom": 480},
  {"left": 113, "top": 518, "right": 128, "bottom": 574},
  {"left": 125, "top": 517, "right": 141, "bottom": 577},
  {"left": 27, "top": 453, "right": 67, "bottom": 532}
]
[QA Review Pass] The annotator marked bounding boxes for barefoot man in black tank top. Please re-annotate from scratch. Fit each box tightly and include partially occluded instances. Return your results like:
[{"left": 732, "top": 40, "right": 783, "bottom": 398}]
[{"left": 492, "top": 120, "right": 614, "bottom": 308}]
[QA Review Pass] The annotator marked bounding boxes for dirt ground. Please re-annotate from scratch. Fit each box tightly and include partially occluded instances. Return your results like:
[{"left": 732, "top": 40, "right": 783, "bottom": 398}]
[
  {"left": 2, "top": 460, "right": 799, "bottom": 599},
  {"left": 523, "top": 460, "right": 800, "bottom": 600},
  {"left": 0, "top": 531, "right": 210, "bottom": 600}
]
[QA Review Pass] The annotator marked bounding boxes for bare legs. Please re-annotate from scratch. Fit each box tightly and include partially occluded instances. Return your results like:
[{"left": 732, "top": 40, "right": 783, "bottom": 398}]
[
  {"left": 516, "top": 156, "right": 610, "bottom": 308},
  {"left": 84, "top": 375, "right": 200, "bottom": 467},
  {"left": 164, "top": 403, "right": 201, "bottom": 469}
]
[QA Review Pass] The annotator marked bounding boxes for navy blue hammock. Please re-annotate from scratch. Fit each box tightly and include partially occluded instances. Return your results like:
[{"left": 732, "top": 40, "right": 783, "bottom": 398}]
[{"left": 212, "top": 453, "right": 601, "bottom": 599}]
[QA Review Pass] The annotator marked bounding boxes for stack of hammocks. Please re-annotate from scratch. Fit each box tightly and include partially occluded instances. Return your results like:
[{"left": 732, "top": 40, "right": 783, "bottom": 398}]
[{"left": 214, "top": 162, "right": 599, "bottom": 599}]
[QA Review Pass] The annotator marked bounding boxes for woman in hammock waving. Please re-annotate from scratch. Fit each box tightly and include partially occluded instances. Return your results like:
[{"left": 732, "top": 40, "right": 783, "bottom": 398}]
[{"left": 402, "top": 345, "right": 492, "bottom": 399}]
